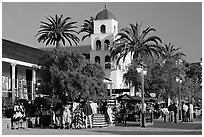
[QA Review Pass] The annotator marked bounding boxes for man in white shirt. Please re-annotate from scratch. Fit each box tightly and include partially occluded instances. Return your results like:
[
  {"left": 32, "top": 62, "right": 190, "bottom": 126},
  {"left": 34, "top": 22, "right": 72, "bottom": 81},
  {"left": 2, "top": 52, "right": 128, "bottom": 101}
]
[
  {"left": 90, "top": 101, "right": 98, "bottom": 115},
  {"left": 189, "top": 102, "right": 194, "bottom": 122},
  {"left": 183, "top": 103, "right": 188, "bottom": 123}
]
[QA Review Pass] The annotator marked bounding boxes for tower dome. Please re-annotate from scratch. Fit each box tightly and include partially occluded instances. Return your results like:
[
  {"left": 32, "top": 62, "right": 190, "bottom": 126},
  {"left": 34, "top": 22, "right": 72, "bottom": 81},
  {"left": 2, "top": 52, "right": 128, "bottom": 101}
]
[{"left": 95, "top": 6, "right": 116, "bottom": 20}]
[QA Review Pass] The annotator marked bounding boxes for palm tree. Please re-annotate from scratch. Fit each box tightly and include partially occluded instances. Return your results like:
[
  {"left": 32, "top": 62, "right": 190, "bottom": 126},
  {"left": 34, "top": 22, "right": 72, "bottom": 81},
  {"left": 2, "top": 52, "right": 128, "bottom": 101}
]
[
  {"left": 36, "top": 14, "right": 80, "bottom": 48},
  {"left": 160, "top": 43, "right": 186, "bottom": 63},
  {"left": 79, "top": 16, "right": 94, "bottom": 41},
  {"left": 110, "top": 22, "right": 163, "bottom": 65}
]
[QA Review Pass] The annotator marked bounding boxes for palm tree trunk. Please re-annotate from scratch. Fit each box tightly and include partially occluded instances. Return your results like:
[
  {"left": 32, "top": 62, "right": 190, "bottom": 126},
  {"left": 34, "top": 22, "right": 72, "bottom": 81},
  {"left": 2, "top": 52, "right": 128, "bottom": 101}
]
[{"left": 56, "top": 42, "right": 60, "bottom": 49}]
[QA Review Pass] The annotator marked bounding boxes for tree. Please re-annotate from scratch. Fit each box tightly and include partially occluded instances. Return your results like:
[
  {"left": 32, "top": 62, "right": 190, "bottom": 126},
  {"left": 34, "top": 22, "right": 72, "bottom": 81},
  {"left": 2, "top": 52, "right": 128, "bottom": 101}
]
[
  {"left": 79, "top": 16, "right": 94, "bottom": 41},
  {"left": 160, "top": 43, "right": 186, "bottom": 64},
  {"left": 36, "top": 15, "right": 80, "bottom": 48},
  {"left": 110, "top": 22, "right": 163, "bottom": 65},
  {"left": 186, "top": 59, "right": 202, "bottom": 84},
  {"left": 123, "top": 56, "right": 166, "bottom": 97},
  {"left": 158, "top": 43, "right": 186, "bottom": 102},
  {"left": 38, "top": 48, "right": 107, "bottom": 104}
]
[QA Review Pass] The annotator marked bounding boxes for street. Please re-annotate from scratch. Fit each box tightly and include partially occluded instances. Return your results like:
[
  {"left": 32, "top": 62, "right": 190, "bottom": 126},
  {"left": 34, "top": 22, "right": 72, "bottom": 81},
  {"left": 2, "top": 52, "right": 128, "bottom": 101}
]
[{"left": 2, "top": 118, "right": 202, "bottom": 135}]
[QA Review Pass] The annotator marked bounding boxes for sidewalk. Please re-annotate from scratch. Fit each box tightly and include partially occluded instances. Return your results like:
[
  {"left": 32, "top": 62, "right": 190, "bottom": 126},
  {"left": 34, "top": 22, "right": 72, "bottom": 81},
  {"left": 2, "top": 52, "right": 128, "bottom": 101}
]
[{"left": 2, "top": 117, "right": 202, "bottom": 135}]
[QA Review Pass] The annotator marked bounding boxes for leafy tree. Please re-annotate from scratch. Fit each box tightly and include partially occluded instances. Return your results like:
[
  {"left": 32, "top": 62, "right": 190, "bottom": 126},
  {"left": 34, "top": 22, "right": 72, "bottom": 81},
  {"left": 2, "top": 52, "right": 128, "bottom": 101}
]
[
  {"left": 123, "top": 56, "right": 166, "bottom": 97},
  {"left": 79, "top": 16, "right": 94, "bottom": 41},
  {"left": 184, "top": 59, "right": 202, "bottom": 103},
  {"left": 36, "top": 15, "right": 80, "bottom": 48},
  {"left": 110, "top": 22, "right": 163, "bottom": 65},
  {"left": 38, "top": 48, "right": 107, "bottom": 104},
  {"left": 157, "top": 43, "right": 186, "bottom": 101},
  {"left": 185, "top": 60, "right": 202, "bottom": 84}
]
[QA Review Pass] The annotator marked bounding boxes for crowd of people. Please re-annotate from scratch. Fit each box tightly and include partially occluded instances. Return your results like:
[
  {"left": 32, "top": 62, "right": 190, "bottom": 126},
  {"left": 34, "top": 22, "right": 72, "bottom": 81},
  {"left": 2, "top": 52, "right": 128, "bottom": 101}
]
[
  {"left": 10, "top": 99, "right": 197, "bottom": 130},
  {"left": 11, "top": 102, "right": 26, "bottom": 129},
  {"left": 49, "top": 99, "right": 114, "bottom": 129},
  {"left": 161, "top": 101, "right": 195, "bottom": 123}
]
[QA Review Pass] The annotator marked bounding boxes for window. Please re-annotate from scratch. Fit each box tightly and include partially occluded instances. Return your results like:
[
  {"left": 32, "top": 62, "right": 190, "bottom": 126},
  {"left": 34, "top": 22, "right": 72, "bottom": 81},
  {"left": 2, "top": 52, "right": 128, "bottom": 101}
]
[
  {"left": 96, "top": 40, "right": 101, "bottom": 50},
  {"left": 95, "top": 56, "right": 101, "bottom": 64},
  {"left": 105, "top": 55, "right": 111, "bottom": 62},
  {"left": 104, "top": 40, "right": 110, "bottom": 50},
  {"left": 105, "top": 64, "right": 111, "bottom": 69},
  {"left": 105, "top": 55, "right": 111, "bottom": 69},
  {"left": 100, "top": 25, "right": 106, "bottom": 33},
  {"left": 114, "top": 26, "right": 116, "bottom": 33}
]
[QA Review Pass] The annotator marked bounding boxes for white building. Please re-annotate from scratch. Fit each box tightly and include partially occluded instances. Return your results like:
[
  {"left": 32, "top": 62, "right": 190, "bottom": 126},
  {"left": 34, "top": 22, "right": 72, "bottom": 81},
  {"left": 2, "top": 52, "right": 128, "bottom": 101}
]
[{"left": 2, "top": 39, "right": 43, "bottom": 103}]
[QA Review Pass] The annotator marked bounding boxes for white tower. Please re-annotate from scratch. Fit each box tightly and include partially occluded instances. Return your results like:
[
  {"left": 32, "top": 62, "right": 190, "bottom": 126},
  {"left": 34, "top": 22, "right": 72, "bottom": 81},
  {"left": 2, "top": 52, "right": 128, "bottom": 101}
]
[{"left": 90, "top": 7, "right": 127, "bottom": 91}]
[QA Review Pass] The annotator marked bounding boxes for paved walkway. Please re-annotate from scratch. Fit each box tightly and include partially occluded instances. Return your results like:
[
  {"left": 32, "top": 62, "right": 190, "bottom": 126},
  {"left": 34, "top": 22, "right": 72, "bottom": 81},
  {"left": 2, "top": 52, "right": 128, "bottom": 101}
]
[{"left": 2, "top": 117, "right": 202, "bottom": 135}]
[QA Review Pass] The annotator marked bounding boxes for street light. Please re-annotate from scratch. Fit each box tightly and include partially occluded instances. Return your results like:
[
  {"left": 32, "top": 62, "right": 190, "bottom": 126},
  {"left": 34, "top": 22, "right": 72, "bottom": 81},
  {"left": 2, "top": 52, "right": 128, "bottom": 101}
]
[
  {"left": 136, "top": 63, "right": 147, "bottom": 128},
  {"left": 176, "top": 76, "right": 182, "bottom": 120}
]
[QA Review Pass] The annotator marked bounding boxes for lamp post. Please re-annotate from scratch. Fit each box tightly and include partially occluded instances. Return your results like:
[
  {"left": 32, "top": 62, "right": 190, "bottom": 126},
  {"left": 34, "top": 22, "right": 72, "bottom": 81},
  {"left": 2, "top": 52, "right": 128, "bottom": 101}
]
[
  {"left": 136, "top": 63, "right": 147, "bottom": 128},
  {"left": 176, "top": 77, "right": 182, "bottom": 120}
]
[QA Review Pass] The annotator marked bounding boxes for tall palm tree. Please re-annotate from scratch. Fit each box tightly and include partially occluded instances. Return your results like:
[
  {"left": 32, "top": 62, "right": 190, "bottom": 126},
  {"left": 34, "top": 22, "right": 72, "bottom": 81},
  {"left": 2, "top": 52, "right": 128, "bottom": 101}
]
[
  {"left": 79, "top": 16, "right": 94, "bottom": 41},
  {"left": 110, "top": 22, "right": 163, "bottom": 65},
  {"left": 36, "top": 14, "right": 80, "bottom": 48}
]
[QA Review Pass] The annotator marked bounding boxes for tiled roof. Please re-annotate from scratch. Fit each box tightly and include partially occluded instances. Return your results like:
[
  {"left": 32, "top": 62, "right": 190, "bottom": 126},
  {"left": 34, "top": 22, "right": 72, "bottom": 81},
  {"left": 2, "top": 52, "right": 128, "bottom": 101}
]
[
  {"left": 40, "top": 45, "right": 91, "bottom": 59},
  {"left": 2, "top": 39, "right": 45, "bottom": 65}
]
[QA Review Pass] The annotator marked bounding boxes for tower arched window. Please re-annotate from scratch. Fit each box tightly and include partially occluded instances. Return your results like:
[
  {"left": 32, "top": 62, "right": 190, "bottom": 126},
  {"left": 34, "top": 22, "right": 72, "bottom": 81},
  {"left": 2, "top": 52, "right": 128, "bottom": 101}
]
[
  {"left": 100, "top": 24, "right": 106, "bottom": 33},
  {"left": 105, "top": 55, "right": 111, "bottom": 69},
  {"left": 95, "top": 56, "right": 101, "bottom": 64},
  {"left": 105, "top": 55, "right": 110, "bottom": 62},
  {"left": 96, "top": 40, "right": 101, "bottom": 50},
  {"left": 104, "top": 40, "right": 110, "bottom": 50}
]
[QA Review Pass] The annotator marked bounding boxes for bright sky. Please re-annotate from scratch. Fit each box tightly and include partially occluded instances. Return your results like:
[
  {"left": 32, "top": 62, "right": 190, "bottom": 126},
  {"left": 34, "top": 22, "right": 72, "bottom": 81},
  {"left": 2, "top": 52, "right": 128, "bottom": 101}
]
[{"left": 2, "top": 1, "right": 202, "bottom": 63}]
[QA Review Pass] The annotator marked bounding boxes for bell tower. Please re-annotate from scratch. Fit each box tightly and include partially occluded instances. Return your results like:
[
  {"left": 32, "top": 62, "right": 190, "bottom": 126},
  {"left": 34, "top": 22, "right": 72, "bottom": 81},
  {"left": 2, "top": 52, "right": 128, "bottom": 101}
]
[
  {"left": 90, "top": 6, "right": 118, "bottom": 68},
  {"left": 90, "top": 6, "right": 127, "bottom": 91}
]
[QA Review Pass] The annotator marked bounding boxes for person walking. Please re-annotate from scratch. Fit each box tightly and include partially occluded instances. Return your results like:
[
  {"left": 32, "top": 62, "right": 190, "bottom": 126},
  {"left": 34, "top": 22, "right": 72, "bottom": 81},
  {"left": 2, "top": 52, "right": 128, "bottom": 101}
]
[
  {"left": 90, "top": 101, "right": 98, "bottom": 115},
  {"left": 82, "top": 100, "right": 93, "bottom": 129},
  {"left": 62, "top": 104, "right": 72, "bottom": 129},
  {"left": 168, "top": 102, "right": 174, "bottom": 123},
  {"left": 173, "top": 103, "right": 177, "bottom": 123},
  {"left": 183, "top": 102, "right": 189, "bottom": 123},
  {"left": 189, "top": 102, "right": 194, "bottom": 122},
  {"left": 107, "top": 104, "right": 113, "bottom": 126},
  {"left": 122, "top": 102, "right": 128, "bottom": 126}
]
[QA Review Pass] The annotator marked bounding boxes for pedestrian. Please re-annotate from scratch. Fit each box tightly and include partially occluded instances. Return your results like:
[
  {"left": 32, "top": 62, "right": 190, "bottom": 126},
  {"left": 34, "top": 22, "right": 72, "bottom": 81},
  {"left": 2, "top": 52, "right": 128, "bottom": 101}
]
[
  {"left": 11, "top": 101, "right": 26, "bottom": 129},
  {"left": 173, "top": 103, "right": 177, "bottom": 123},
  {"left": 168, "top": 102, "right": 174, "bottom": 123},
  {"left": 134, "top": 103, "right": 140, "bottom": 122},
  {"left": 189, "top": 102, "right": 194, "bottom": 122},
  {"left": 183, "top": 102, "right": 189, "bottom": 123},
  {"left": 62, "top": 104, "right": 72, "bottom": 129},
  {"left": 90, "top": 100, "right": 98, "bottom": 115},
  {"left": 82, "top": 100, "right": 93, "bottom": 129},
  {"left": 107, "top": 104, "right": 113, "bottom": 125},
  {"left": 122, "top": 102, "right": 128, "bottom": 126}
]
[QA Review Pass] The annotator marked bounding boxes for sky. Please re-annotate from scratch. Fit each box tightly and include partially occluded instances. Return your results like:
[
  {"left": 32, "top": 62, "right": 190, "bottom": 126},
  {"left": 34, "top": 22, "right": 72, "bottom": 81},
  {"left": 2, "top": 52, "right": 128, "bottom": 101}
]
[{"left": 2, "top": 1, "right": 202, "bottom": 63}]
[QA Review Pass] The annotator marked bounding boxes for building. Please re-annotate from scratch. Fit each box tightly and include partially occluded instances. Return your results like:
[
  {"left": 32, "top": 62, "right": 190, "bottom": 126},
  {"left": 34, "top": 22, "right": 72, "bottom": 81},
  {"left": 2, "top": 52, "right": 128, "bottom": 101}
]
[
  {"left": 2, "top": 39, "right": 43, "bottom": 104},
  {"left": 2, "top": 7, "right": 132, "bottom": 104},
  {"left": 41, "top": 7, "right": 132, "bottom": 96}
]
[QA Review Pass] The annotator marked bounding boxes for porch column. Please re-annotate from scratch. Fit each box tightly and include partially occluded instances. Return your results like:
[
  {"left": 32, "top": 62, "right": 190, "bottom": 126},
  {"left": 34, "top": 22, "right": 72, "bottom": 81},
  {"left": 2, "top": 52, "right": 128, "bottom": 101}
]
[
  {"left": 11, "top": 63, "right": 16, "bottom": 102},
  {"left": 32, "top": 66, "right": 37, "bottom": 101},
  {"left": 110, "top": 83, "right": 113, "bottom": 97}
]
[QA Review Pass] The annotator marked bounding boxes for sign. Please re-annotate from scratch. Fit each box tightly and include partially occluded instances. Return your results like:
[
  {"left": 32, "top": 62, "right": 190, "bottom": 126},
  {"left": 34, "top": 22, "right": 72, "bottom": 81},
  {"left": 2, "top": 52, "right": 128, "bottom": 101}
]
[{"left": 150, "top": 93, "right": 156, "bottom": 97}]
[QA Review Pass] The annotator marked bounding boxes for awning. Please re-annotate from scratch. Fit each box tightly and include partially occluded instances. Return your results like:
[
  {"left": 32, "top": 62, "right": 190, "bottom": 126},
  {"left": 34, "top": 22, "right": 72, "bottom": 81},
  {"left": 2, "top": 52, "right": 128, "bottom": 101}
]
[{"left": 116, "top": 94, "right": 151, "bottom": 102}]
